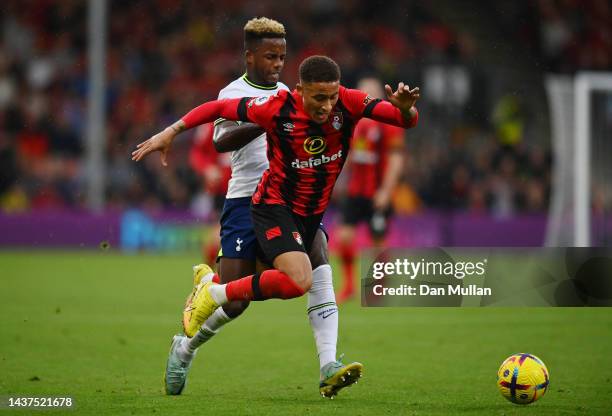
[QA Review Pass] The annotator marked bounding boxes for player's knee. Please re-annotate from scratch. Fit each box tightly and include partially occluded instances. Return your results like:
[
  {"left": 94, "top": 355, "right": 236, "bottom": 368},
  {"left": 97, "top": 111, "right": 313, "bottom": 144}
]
[
  {"left": 290, "top": 269, "right": 312, "bottom": 293},
  {"left": 298, "top": 273, "right": 312, "bottom": 292},
  {"left": 274, "top": 252, "right": 312, "bottom": 295},
  {"left": 222, "top": 300, "right": 250, "bottom": 318},
  {"left": 282, "top": 265, "right": 312, "bottom": 293}
]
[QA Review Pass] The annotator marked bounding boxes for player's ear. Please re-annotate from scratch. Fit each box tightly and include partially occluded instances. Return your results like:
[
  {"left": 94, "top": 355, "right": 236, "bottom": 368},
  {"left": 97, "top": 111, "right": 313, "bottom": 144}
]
[
  {"left": 296, "top": 83, "right": 303, "bottom": 96},
  {"left": 245, "top": 50, "right": 254, "bottom": 67}
]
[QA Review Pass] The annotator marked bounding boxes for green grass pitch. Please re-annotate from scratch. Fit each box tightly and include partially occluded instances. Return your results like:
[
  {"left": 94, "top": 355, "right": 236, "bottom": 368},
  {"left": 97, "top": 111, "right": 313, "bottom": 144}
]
[{"left": 1, "top": 251, "right": 611, "bottom": 415}]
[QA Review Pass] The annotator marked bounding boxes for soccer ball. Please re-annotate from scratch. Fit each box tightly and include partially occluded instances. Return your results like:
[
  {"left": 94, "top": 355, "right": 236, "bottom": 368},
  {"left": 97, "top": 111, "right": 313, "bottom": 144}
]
[{"left": 497, "top": 353, "right": 550, "bottom": 404}]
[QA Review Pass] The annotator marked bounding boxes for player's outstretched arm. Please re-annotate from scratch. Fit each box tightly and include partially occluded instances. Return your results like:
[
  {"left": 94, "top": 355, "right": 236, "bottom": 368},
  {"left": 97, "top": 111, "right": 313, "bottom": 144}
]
[
  {"left": 350, "top": 83, "right": 419, "bottom": 128},
  {"left": 131, "top": 98, "right": 245, "bottom": 165},
  {"left": 213, "top": 121, "right": 264, "bottom": 153},
  {"left": 131, "top": 121, "right": 185, "bottom": 166},
  {"left": 384, "top": 82, "right": 420, "bottom": 121}
]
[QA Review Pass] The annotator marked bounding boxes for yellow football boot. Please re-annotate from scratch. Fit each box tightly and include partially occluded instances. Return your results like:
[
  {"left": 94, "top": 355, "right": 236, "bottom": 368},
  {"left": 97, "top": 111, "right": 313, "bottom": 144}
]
[
  {"left": 182, "top": 264, "right": 215, "bottom": 336},
  {"left": 183, "top": 281, "right": 220, "bottom": 337}
]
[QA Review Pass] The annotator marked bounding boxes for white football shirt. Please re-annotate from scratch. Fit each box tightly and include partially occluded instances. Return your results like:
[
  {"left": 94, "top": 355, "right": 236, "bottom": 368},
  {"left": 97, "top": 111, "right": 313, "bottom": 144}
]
[{"left": 214, "top": 74, "right": 289, "bottom": 199}]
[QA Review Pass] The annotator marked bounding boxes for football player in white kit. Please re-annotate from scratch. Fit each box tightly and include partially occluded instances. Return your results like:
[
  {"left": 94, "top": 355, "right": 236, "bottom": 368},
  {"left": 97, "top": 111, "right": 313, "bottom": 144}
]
[{"left": 163, "top": 17, "right": 361, "bottom": 398}]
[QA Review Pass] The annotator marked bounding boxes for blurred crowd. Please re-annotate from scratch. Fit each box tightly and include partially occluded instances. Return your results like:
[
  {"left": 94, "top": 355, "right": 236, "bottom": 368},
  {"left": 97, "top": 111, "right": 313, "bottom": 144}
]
[
  {"left": 0, "top": 0, "right": 607, "bottom": 217},
  {"left": 493, "top": 0, "right": 612, "bottom": 72}
]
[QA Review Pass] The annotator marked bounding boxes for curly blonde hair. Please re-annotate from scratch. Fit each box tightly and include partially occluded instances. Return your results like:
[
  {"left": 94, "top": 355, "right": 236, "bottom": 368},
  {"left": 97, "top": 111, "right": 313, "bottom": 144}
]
[{"left": 244, "top": 17, "right": 285, "bottom": 41}]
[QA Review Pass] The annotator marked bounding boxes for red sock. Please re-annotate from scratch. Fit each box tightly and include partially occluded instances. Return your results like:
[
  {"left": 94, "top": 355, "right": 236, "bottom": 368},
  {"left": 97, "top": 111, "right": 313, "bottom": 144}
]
[
  {"left": 339, "top": 244, "right": 355, "bottom": 294},
  {"left": 212, "top": 273, "right": 221, "bottom": 284},
  {"left": 225, "top": 269, "right": 305, "bottom": 301}
]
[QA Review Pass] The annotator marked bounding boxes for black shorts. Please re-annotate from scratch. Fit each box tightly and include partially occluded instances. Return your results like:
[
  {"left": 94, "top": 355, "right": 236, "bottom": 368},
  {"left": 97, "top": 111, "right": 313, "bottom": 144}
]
[
  {"left": 251, "top": 203, "right": 323, "bottom": 264},
  {"left": 341, "top": 196, "right": 392, "bottom": 239}
]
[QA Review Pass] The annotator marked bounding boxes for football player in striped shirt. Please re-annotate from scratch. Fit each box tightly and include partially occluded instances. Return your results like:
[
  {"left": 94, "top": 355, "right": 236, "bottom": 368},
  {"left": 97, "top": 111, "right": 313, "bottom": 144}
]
[
  {"left": 148, "top": 18, "right": 353, "bottom": 398},
  {"left": 133, "top": 55, "right": 419, "bottom": 397}
]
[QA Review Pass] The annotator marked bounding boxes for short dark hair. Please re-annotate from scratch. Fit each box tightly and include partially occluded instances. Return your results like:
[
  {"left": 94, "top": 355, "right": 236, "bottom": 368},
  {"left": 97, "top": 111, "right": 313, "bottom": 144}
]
[
  {"left": 244, "top": 17, "right": 285, "bottom": 49},
  {"left": 299, "top": 56, "right": 341, "bottom": 83}
]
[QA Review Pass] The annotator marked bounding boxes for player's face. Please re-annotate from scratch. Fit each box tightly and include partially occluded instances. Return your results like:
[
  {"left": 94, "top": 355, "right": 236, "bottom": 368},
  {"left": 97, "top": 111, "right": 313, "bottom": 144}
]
[
  {"left": 247, "top": 38, "right": 286, "bottom": 85},
  {"left": 297, "top": 81, "right": 340, "bottom": 124}
]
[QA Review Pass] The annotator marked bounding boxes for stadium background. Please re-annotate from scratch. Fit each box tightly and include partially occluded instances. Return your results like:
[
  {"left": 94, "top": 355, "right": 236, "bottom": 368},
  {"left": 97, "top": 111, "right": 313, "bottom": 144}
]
[
  {"left": 1, "top": 1, "right": 611, "bottom": 415},
  {"left": 2, "top": 0, "right": 610, "bottom": 249}
]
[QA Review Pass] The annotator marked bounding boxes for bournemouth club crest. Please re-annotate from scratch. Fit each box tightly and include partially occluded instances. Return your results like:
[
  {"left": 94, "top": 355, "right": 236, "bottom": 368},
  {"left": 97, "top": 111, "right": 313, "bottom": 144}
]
[
  {"left": 292, "top": 231, "right": 303, "bottom": 246},
  {"left": 331, "top": 112, "right": 343, "bottom": 130}
]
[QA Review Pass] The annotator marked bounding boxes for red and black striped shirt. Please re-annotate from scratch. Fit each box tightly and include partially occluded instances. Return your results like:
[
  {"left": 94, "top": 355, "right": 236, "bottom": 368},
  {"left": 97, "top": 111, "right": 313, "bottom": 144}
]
[{"left": 182, "top": 86, "right": 418, "bottom": 216}]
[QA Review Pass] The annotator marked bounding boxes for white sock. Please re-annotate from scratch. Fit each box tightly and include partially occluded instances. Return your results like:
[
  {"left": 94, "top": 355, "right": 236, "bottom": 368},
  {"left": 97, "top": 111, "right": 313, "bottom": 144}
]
[
  {"left": 209, "top": 283, "right": 228, "bottom": 305},
  {"left": 176, "top": 336, "right": 197, "bottom": 362},
  {"left": 307, "top": 265, "right": 338, "bottom": 370},
  {"left": 177, "top": 308, "right": 233, "bottom": 359},
  {"left": 202, "top": 306, "right": 232, "bottom": 332}
]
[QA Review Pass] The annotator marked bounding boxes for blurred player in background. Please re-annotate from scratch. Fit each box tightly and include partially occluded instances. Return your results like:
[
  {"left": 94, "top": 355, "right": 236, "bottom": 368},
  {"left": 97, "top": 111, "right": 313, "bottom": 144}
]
[
  {"left": 336, "top": 77, "right": 406, "bottom": 303},
  {"left": 146, "top": 18, "right": 348, "bottom": 399},
  {"left": 188, "top": 122, "right": 231, "bottom": 264},
  {"left": 133, "top": 55, "right": 420, "bottom": 397}
]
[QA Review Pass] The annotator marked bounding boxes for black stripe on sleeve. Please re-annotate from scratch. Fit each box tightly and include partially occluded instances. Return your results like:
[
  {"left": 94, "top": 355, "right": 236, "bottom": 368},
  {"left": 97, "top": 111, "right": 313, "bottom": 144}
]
[
  {"left": 237, "top": 97, "right": 251, "bottom": 122},
  {"left": 251, "top": 272, "right": 263, "bottom": 300},
  {"left": 363, "top": 98, "right": 382, "bottom": 118}
]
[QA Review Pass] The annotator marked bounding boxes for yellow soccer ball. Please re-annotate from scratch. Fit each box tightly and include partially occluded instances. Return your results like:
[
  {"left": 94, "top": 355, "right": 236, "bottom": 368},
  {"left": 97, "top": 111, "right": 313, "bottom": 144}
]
[{"left": 497, "top": 353, "right": 550, "bottom": 404}]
